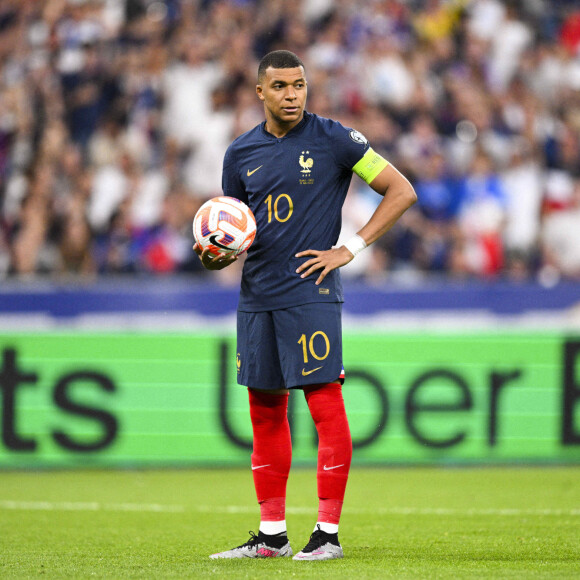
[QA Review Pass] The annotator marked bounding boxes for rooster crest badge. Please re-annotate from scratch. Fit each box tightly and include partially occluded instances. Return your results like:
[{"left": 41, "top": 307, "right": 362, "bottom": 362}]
[{"left": 299, "top": 151, "right": 314, "bottom": 173}]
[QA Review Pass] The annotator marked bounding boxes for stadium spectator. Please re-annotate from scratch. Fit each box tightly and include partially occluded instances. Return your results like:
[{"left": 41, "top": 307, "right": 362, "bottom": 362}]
[
  {"left": 409, "top": 150, "right": 460, "bottom": 272},
  {"left": 454, "top": 149, "right": 508, "bottom": 277},
  {"left": 500, "top": 139, "right": 543, "bottom": 277},
  {"left": 541, "top": 177, "right": 580, "bottom": 280}
]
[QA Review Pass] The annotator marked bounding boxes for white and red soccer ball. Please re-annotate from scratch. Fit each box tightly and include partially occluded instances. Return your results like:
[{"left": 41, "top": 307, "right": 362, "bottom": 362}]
[{"left": 193, "top": 196, "right": 257, "bottom": 258}]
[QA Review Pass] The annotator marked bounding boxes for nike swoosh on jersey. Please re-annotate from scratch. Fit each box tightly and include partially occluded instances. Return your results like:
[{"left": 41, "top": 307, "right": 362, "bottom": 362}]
[
  {"left": 323, "top": 464, "right": 345, "bottom": 471},
  {"left": 301, "top": 366, "right": 323, "bottom": 376},
  {"left": 247, "top": 165, "right": 263, "bottom": 176},
  {"left": 251, "top": 464, "right": 271, "bottom": 470}
]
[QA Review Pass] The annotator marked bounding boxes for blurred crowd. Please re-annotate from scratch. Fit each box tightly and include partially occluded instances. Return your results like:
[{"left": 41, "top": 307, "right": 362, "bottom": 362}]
[{"left": 1, "top": 0, "right": 580, "bottom": 284}]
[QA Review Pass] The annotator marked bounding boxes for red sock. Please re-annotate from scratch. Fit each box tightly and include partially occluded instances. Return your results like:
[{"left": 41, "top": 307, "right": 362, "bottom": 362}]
[
  {"left": 304, "top": 383, "right": 352, "bottom": 525},
  {"left": 248, "top": 389, "right": 292, "bottom": 523}
]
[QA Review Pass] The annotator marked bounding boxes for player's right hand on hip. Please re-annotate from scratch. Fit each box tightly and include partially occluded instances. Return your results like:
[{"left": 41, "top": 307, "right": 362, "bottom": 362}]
[{"left": 193, "top": 243, "right": 238, "bottom": 271}]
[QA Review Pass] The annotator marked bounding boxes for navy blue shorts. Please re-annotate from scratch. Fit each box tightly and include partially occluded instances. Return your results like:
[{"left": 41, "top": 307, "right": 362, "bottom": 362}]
[{"left": 237, "top": 302, "right": 345, "bottom": 390}]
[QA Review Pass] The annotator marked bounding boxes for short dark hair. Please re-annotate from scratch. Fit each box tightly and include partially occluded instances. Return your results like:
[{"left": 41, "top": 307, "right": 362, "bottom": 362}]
[{"left": 258, "top": 50, "right": 305, "bottom": 81}]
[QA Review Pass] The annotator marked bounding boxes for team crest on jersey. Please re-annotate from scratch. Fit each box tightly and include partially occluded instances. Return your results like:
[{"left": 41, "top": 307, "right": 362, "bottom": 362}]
[
  {"left": 349, "top": 130, "right": 368, "bottom": 145},
  {"left": 298, "top": 151, "right": 314, "bottom": 185},
  {"left": 236, "top": 353, "right": 241, "bottom": 373},
  {"left": 299, "top": 151, "right": 313, "bottom": 173}
]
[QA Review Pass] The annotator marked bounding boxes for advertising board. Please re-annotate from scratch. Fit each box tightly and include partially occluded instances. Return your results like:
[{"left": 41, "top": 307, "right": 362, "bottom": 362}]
[{"left": 1, "top": 332, "right": 579, "bottom": 467}]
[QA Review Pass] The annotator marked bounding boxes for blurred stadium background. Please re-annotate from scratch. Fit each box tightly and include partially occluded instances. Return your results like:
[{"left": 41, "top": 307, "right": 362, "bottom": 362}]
[{"left": 1, "top": 0, "right": 580, "bottom": 561}]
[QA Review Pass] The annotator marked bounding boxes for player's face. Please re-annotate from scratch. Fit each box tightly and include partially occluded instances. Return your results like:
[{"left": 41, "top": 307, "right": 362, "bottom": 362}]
[{"left": 256, "top": 66, "right": 307, "bottom": 136}]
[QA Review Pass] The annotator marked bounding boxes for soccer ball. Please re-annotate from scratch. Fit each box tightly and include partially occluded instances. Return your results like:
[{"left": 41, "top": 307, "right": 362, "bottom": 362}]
[{"left": 193, "top": 196, "right": 257, "bottom": 258}]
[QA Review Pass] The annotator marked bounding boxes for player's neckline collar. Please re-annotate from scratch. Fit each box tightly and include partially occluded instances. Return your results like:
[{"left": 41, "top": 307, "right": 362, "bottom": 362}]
[{"left": 261, "top": 112, "right": 311, "bottom": 140}]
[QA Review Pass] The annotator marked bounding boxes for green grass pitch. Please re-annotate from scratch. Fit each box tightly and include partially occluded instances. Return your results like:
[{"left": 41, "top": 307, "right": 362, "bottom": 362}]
[{"left": 1, "top": 467, "right": 579, "bottom": 578}]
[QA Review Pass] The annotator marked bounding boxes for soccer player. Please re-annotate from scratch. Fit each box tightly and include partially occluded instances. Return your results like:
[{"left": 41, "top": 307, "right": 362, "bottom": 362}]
[{"left": 195, "top": 50, "right": 416, "bottom": 560}]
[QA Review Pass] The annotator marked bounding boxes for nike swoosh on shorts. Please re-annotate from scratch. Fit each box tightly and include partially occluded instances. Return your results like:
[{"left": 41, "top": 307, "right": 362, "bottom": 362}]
[{"left": 302, "top": 366, "right": 323, "bottom": 376}]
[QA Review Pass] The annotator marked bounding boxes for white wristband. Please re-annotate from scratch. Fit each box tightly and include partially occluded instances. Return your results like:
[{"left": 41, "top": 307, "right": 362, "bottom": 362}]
[{"left": 343, "top": 234, "right": 367, "bottom": 258}]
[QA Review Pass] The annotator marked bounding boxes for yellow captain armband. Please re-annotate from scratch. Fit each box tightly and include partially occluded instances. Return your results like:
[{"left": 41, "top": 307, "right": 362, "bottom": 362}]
[{"left": 352, "top": 148, "right": 389, "bottom": 184}]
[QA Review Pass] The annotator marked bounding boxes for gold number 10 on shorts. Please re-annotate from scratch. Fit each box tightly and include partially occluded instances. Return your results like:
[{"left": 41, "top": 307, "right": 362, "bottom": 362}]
[
  {"left": 265, "top": 193, "right": 293, "bottom": 223},
  {"left": 298, "top": 331, "right": 330, "bottom": 363}
]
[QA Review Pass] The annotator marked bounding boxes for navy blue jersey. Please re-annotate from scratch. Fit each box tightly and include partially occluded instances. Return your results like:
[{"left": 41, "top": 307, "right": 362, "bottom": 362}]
[{"left": 222, "top": 111, "right": 371, "bottom": 312}]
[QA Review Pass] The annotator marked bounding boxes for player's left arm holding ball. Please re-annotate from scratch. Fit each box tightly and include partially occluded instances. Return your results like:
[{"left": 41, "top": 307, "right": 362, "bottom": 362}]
[
  {"left": 296, "top": 156, "right": 417, "bottom": 285},
  {"left": 193, "top": 242, "right": 237, "bottom": 270},
  {"left": 193, "top": 148, "right": 248, "bottom": 271}
]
